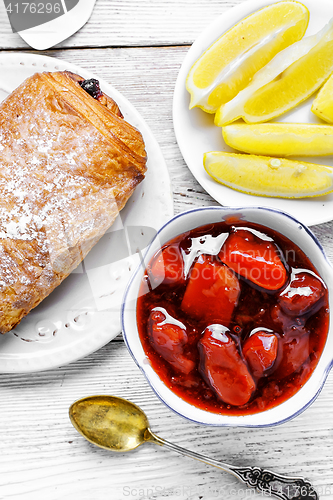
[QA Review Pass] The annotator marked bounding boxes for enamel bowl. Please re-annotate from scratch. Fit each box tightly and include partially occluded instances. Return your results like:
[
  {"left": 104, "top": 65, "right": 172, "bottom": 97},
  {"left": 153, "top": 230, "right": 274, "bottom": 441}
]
[{"left": 121, "top": 206, "right": 333, "bottom": 427}]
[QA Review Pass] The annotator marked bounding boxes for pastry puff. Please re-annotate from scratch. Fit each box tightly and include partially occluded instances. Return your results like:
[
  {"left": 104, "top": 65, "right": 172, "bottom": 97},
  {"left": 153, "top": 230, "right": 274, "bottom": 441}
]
[{"left": 0, "top": 71, "right": 147, "bottom": 333}]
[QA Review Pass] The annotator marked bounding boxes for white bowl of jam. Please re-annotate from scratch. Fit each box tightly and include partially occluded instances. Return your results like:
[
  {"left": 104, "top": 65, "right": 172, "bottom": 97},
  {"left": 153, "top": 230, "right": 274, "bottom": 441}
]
[{"left": 121, "top": 206, "right": 333, "bottom": 426}]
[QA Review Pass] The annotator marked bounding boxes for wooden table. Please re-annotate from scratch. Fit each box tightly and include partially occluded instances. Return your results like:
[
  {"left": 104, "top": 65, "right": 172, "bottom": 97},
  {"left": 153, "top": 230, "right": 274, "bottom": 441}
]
[{"left": 0, "top": 1, "right": 332, "bottom": 499}]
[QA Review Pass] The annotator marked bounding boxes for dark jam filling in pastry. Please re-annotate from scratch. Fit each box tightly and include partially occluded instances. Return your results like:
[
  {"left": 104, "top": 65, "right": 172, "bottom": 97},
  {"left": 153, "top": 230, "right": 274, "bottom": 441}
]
[
  {"left": 79, "top": 79, "right": 103, "bottom": 100},
  {"left": 137, "top": 221, "right": 329, "bottom": 416}
]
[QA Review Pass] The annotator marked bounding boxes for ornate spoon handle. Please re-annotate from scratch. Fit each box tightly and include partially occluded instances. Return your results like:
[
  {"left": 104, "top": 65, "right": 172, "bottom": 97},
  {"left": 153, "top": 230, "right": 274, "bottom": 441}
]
[
  {"left": 148, "top": 431, "right": 318, "bottom": 500},
  {"left": 229, "top": 466, "right": 318, "bottom": 500}
]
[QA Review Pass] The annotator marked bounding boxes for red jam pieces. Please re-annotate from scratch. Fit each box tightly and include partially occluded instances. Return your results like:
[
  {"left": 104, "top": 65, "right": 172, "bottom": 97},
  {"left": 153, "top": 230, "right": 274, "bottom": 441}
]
[
  {"left": 242, "top": 330, "right": 278, "bottom": 378},
  {"left": 278, "top": 270, "right": 325, "bottom": 316},
  {"left": 149, "top": 245, "right": 185, "bottom": 285},
  {"left": 199, "top": 325, "right": 256, "bottom": 406},
  {"left": 136, "top": 221, "right": 329, "bottom": 415},
  {"left": 148, "top": 308, "right": 195, "bottom": 374},
  {"left": 219, "top": 228, "right": 287, "bottom": 290},
  {"left": 181, "top": 256, "right": 240, "bottom": 327}
]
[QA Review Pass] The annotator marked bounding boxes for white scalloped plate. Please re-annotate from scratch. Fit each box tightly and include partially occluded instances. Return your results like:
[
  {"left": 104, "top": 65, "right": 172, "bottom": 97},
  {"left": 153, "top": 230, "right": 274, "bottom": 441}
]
[
  {"left": 0, "top": 53, "right": 173, "bottom": 373},
  {"left": 173, "top": 0, "right": 333, "bottom": 227}
]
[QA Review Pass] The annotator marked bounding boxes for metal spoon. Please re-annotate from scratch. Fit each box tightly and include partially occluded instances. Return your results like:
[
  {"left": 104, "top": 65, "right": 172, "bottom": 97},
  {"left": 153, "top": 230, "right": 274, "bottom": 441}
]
[{"left": 69, "top": 395, "right": 317, "bottom": 500}]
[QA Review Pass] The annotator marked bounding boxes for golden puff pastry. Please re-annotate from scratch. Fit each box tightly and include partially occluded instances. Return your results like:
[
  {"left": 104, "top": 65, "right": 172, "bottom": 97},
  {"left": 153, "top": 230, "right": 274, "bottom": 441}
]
[{"left": 0, "top": 70, "right": 147, "bottom": 333}]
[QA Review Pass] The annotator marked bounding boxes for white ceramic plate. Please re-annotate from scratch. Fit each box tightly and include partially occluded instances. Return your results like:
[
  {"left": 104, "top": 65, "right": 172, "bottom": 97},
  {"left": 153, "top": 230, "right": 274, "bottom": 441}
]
[
  {"left": 0, "top": 53, "right": 173, "bottom": 373},
  {"left": 173, "top": 0, "right": 333, "bottom": 227}
]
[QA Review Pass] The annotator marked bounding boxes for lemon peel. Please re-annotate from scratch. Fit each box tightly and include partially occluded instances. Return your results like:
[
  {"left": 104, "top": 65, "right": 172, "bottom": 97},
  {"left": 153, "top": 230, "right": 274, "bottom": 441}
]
[
  {"left": 215, "top": 18, "right": 333, "bottom": 126},
  {"left": 312, "top": 74, "right": 333, "bottom": 123},
  {"left": 222, "top": 123, "right": 333, "bottom": 156},
  {"left": 203, "top": 151, "right": 333, "bottom": 199},
  {"left": 186, "top": 1, "right": 309, "bottom": 113}
]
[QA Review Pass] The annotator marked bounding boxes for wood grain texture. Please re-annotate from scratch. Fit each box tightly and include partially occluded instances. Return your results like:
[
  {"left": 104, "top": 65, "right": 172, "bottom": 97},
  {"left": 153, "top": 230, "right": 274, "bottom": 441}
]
[
  {"left": 0, "top": 0, "right": 244, "bottom": 49},
  {"left": 48, "top": 45, "right": 215, "bottom": 216},
  {"left": 0, "top": 2, "right": 333, "bottom": 499},
  {"left": 0, "top": 339, "right": 332, "bottom": 500}
]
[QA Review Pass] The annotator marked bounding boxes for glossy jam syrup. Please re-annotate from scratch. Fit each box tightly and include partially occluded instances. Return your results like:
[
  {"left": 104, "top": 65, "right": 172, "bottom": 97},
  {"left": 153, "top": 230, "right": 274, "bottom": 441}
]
[{"left": 136, "top": 221, "right": 329, "bottom": 415}]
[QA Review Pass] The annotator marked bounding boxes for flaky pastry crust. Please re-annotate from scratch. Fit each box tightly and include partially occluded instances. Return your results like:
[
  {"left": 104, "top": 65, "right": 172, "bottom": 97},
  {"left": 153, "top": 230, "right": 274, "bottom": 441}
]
[{"left": 0, "top": 71, "right": 147, "bottom": 333}]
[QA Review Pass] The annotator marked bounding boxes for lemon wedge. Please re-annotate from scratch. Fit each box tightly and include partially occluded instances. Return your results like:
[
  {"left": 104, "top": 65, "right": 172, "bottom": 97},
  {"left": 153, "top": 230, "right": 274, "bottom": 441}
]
[
  {"left": 312, "top": 74, "right": 333, "bottom": 122},
  {"left": 186, "top": 1, "right": 309, "bottom": 113},
  {"left": 215, "top": 18, "right": 333, "bottom": 126},
  {"left": 203, "top": 152, "right": 333, "bottom": 198},
  {"left": 222, "top": 123, "right": 333, "bottom": 156}
]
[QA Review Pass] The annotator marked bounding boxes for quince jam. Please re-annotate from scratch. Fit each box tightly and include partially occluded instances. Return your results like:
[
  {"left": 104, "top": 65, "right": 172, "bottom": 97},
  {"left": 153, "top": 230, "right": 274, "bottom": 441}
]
[{"left": 136, "top": 221, "right": 329, "bottom": 415}]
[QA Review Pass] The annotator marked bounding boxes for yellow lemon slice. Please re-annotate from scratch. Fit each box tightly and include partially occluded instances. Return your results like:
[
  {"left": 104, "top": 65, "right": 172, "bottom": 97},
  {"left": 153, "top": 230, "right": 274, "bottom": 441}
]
[
  {"left": 215, "top": 18, "right": 333, "bottom": 126},
  {"left": 223, "top": 123, "right": 333, "bottom": 156},
  {"left": 312, "top": 74, "right": 333, "bottom": 122},
  {"left": 203, "top": 152, "right": 333, "bottom": 198},
  {"left": 186, "top": 1, "right": 309, "bottom": 113}
]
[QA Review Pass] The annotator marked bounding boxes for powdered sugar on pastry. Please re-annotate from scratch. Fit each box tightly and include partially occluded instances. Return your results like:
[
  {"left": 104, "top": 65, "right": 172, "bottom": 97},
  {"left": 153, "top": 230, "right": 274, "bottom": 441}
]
[{"left": 0, "top": 71, "right": 147, "bottom": 333}]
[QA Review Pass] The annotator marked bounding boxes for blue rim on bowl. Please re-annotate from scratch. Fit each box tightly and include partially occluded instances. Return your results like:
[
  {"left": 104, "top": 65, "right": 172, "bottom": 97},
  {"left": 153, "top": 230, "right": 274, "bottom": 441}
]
[{"left": 121, "top": 206, "right": 333, "bottom": 427}]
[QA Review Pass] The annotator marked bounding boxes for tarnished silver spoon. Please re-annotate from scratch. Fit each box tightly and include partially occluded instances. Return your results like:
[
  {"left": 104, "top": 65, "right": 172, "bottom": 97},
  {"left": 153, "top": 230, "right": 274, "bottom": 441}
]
[{"left": 69, "top": 395, "right": 317, "bottom": 500}]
